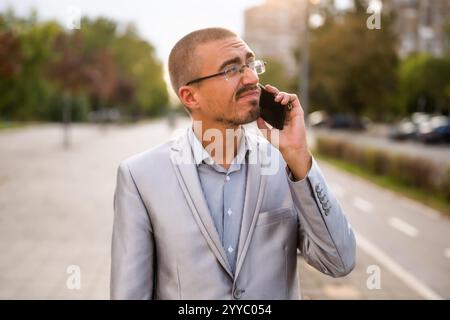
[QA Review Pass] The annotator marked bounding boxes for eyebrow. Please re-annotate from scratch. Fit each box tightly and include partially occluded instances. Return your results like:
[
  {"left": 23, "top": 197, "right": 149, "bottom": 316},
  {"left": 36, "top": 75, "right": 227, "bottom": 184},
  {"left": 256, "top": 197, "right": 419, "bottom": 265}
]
[{"left": 217, "top": 52, "right": 255, "bottom": 72}]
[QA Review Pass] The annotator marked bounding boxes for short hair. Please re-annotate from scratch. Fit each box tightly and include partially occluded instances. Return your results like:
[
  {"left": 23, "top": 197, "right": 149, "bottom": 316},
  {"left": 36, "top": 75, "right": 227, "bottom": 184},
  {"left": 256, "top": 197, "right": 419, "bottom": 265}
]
[{"left": 168, "top": 28, "right": 238, "bottom": 101}]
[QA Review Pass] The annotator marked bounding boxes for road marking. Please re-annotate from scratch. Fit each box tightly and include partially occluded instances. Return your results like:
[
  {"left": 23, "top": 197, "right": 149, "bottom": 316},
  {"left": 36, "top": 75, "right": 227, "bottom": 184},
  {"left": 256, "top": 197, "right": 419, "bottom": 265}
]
[
  {"left": 388, "top": 217, "right": 418, "bottom": 238},
  {"left": 445, "top": 248, "right": 450, "bottom": 259},
  {"left": 355, "top": 232, "right": 443, "bottom": 300},
  {"left": 352, "top": 197, "right": 373, "bottom": 213}
]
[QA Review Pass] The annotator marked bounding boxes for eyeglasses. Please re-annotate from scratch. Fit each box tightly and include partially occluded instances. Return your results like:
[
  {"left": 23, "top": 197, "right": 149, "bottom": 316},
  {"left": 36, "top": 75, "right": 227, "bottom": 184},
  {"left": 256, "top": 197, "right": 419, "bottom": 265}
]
[{"left": 185, "top": 59, "right": 266, "bottom": 86}]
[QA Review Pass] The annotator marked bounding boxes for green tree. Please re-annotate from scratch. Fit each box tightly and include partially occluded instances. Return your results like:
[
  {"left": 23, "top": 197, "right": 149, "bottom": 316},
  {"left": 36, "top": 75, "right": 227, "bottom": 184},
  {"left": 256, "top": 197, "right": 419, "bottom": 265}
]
[
  {"left": 0, "top": 11, "right": 168, "bottom": 122},
  {"left": 258, "top": 58, "right": 297, "bottom": 92},
  {"left": 307, "top": 3, "right": 398, "bottom": 120},
  {"left": 0, "top": 10, "right": 62, "bottom": 121},
  {"left": 398, "top": 54, "right": 450, "bottom": 116},
  {"left": 111, "top": 24, "right": 168, "bottom": 117}
]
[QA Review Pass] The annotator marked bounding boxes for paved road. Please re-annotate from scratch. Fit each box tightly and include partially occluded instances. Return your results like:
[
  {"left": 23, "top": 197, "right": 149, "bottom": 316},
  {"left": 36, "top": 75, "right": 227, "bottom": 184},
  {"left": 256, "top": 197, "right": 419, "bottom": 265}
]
[{"left": 0, "top": 118, "right": 448, "bottom": 299}]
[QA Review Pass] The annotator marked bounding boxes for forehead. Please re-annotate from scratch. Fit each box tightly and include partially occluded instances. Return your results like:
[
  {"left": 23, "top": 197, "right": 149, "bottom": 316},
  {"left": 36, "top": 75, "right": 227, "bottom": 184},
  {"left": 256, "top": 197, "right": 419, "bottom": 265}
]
[{"left": 196, "top": 37, "right": 255, "bottom": 71}]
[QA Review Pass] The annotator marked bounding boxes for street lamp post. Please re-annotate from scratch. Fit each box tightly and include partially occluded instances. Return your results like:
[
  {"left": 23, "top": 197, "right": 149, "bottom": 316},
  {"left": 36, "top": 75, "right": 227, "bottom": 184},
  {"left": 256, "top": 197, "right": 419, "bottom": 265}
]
[
  {"left": 299, "top": 0, "right": 311, "bottom": 123},
  {"left": 299, "top": 0, "right": 321, "bottom": 124}
]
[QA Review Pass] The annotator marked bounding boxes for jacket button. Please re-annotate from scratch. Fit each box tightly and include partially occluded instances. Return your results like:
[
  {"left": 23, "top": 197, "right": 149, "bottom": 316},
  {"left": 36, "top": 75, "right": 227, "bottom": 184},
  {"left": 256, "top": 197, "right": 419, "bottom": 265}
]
[
  {"left": 233, "top": 289, "right": 244, "bottom": 299},
  {"left": 315, "top": 183, "right": 323, "bottom": 193}
]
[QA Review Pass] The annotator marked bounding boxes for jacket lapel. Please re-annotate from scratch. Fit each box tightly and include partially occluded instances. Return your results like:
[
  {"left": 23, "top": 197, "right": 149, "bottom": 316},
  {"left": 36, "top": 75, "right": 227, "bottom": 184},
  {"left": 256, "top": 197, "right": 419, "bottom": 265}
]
[
  {"left": 170, "top": 129, "right": 233, "bottom": 278},
  {"left": 234, "top": 134, "right": 267, "bottom": 280}
]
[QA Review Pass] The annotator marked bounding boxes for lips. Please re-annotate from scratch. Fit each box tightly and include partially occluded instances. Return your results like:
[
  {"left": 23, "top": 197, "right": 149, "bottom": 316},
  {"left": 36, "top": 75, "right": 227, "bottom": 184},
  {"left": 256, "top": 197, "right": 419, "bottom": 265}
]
[{"left": 237, "top": 89, "right": 260, "bottom": 100}]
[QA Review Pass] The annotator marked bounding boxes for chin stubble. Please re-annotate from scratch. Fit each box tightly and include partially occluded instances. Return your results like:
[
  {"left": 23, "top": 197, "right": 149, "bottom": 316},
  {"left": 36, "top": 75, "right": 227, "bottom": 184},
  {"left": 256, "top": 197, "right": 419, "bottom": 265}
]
[{"left": 215, "top": 101, "right": 260, "bottom": 126}]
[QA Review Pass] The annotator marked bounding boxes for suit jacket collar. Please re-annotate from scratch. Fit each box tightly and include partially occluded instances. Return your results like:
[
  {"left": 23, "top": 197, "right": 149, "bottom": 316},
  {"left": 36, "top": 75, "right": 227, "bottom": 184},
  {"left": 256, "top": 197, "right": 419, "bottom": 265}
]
[{"left": 187, "top": 125, "right": 252, "bottom": 167}]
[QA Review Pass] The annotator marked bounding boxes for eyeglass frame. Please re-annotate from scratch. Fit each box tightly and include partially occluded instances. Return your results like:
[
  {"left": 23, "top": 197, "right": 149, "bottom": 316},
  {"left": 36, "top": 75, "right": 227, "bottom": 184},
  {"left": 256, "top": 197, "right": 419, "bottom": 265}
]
[{"left": 185, "top": 59, "right": 267, "bottom": 86}]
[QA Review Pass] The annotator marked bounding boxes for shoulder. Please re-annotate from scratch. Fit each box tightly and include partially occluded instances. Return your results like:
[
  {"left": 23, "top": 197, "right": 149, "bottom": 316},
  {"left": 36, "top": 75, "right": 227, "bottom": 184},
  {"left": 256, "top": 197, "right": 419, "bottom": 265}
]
[{"left": 118, "top": 138, "right": 176, "bottom": 177}]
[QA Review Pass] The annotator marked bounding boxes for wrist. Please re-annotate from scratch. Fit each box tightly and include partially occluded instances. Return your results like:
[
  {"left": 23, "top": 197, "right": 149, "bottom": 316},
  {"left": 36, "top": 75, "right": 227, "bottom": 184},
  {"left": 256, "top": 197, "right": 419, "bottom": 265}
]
[{"left": 282, "top": 148, "right": 312, "bottom": 181}]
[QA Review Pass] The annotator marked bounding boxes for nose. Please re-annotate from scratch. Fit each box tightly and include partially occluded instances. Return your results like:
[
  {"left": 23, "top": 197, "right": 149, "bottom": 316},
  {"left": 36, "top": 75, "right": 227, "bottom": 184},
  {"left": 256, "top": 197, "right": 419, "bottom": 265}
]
[{"left": 241, "top": 65, "right": 259, "bottom": 85}]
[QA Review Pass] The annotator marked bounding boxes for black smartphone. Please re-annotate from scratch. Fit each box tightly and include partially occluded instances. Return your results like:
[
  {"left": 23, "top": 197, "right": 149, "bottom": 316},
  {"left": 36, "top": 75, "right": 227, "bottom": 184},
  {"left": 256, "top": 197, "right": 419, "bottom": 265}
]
[{"left": 258, "top": 83, "right": 288, "bottom": 130}]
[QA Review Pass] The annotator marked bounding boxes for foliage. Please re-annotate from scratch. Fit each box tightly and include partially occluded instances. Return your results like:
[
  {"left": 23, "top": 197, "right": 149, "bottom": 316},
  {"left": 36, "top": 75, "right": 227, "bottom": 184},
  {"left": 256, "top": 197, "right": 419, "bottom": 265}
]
[{"left": 0, "top": 10, "right": 168, "bottom": 122}]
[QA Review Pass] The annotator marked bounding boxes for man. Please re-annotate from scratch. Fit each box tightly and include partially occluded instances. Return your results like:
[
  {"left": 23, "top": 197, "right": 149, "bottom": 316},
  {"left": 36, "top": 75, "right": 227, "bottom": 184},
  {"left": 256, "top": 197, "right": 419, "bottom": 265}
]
[{"left": 111, "top": 27, "right": 355, "bottom": 300}]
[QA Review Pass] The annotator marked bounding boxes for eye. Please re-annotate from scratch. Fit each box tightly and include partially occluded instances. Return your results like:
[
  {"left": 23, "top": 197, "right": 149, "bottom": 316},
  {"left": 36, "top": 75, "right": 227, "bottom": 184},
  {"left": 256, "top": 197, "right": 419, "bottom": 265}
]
[
  {"left": 224, "top": 65, "right": 239, "bottom": 72},
  {"left": 224, "top": 65, "right": 240, "bottom": 78}
]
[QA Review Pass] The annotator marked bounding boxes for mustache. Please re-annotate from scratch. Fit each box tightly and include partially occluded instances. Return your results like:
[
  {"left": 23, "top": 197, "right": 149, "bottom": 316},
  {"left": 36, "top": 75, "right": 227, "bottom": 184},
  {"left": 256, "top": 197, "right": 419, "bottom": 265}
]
[{"left": 235, "top": 85, "right": 259, "bottom": 100}]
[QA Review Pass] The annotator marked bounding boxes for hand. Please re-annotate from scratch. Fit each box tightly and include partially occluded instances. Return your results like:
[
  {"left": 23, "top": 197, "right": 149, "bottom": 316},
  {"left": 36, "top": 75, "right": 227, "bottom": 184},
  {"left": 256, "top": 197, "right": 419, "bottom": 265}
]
[{"left": 256, "top": 84, "right": 312, "bottom": 180}]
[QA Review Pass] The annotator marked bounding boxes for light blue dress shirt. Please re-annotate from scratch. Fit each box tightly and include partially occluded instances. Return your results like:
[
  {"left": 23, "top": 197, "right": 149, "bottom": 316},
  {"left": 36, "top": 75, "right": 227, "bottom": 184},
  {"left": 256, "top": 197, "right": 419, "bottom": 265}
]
[{"left": 188, "top": 128, "right": 251, "bottom": 273}]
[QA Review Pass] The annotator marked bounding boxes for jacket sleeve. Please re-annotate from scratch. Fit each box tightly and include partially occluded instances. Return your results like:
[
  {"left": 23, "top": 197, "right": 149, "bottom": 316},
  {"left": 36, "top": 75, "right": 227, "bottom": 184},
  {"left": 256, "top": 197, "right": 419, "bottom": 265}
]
[
  {"left": 111, "top": 161, "right": 155, "bottom": 299},
  {"left": 286, "top": 157, "right": 356, "bottom": 277}
]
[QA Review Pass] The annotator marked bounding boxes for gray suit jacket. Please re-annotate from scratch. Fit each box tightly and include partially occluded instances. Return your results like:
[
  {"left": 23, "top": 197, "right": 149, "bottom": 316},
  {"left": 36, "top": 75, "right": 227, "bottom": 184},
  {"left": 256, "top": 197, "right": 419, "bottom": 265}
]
[{"left": 111, "top": 128, "right": 356, "bottom": 299}]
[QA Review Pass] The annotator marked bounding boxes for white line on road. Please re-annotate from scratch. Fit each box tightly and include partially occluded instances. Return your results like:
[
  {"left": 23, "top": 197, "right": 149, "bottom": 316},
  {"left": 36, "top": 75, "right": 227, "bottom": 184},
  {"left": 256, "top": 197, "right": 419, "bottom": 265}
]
[
  {"left": 388, "top": 217, "right": 418, "bottom": 238},
  {"left": 445, "top": 248, "right": 450, "bottom": 259},
  {"left": 352, "top": 197, "right": 373, "bottom": 213},
  {"left": 355, "top": 231, "right": 443, "bottom": 300}
]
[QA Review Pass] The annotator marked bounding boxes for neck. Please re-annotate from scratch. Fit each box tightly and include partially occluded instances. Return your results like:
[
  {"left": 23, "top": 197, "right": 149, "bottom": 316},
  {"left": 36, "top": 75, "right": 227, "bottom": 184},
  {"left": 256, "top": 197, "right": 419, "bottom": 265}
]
[{"left": 192, "top": 119, "right": 243, "bottom": 169}]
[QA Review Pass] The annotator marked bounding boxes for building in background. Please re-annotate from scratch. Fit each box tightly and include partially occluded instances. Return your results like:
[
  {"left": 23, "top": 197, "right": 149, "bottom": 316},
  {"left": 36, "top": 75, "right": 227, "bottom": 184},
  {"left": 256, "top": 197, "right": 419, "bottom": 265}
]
[
  {"left": 243, "top": 0, "right": 308, "bottom": 77},
  {"left": 384, "top": 0, "right": 450, "bottom": 57}
]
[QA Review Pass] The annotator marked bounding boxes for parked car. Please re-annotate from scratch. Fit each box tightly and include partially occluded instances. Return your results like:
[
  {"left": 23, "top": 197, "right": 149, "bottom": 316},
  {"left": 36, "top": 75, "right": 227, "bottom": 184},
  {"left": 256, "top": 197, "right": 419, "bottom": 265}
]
[
  {"left": 389, "top": 112, "right": 431, "bottom": 141},
  {"left": 389, "top": 118, "right": 417, "bottom": 140},
  {"left": 325, "top": 113, "right": 367, "bottom": 130},
  {"left": 417, "top": 116, "right": 450, "bottom": 144},
  {"left": 307, "top": 110, "right": 329, "bottom": 127}
]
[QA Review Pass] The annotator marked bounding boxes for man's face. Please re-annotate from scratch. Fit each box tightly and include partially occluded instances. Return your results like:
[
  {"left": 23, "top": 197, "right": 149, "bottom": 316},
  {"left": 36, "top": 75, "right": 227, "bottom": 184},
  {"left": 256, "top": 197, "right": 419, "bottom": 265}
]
[{"left": 192, "top": 36, "right": 261, "bottom": 127}]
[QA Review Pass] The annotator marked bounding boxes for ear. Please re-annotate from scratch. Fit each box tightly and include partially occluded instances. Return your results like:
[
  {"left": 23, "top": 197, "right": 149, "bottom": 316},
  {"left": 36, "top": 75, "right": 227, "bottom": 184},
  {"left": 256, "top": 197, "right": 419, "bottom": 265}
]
[{"left": 179, "top": 86, "right": 200, "bottom": 113}]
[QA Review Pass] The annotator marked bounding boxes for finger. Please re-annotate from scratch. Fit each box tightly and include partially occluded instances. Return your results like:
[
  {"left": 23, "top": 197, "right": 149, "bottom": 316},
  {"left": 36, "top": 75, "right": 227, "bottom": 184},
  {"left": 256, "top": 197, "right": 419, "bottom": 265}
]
[
  {"left": 281, "top": 94, "right": 291, "bottom": 105},
  {"left": 275, "top": 92, "right": 290, "bottom": 103},
  {"left": 274, "top": 93, "right": 291, "bottom": 105},
  {"left": 264, "top": 84, "right": 279, "bottom": 95},
  {"left": 274, "top": 93, "right": 283, "bottom": 102}
]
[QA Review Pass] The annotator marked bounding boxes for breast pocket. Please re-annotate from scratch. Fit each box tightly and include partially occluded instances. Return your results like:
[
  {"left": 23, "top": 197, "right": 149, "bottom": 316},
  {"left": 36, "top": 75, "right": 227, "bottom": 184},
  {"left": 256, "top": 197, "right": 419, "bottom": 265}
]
[{"left": 256, "top": 207, "right": 294, "bottom": 227}]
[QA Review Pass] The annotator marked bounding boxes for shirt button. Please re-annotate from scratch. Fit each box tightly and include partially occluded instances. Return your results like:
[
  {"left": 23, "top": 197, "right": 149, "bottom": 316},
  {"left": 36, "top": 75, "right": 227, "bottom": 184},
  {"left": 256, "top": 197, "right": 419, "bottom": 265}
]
[
  {"left": 227, "top": 246, "right": 234, "bottom": 253},
  {"left": 227, "top": 208, "right": 232, "bottom": 216},
  {"left": 226, "top": 175, "right": 230, "bottom": 181}
]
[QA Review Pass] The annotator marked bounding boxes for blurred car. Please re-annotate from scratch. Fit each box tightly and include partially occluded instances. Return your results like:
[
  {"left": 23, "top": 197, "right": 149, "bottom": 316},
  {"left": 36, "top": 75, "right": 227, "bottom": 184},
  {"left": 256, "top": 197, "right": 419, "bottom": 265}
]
[
  {"left": 307, "top": 110, "right": 329, "bottom": 127},
  {"left": 411, "top": 112, "right": 431, "bottom": 126},
  {"left": 417, "top": 116, "right": 450, "bottom": 144},
  {"left": 389, "top": 118, "right": 417, "bottom": 140},
  {"left": 389, "top": 112, "right": 431, "bottom": 141},
  {"left": 325, "top": 113, "right": 367, "bottom": 130}
]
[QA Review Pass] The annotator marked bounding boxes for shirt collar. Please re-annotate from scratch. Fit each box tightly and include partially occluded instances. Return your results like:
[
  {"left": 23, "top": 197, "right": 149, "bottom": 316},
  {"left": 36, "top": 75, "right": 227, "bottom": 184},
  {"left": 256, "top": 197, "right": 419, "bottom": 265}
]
[{"left": 188, "top": 126, "right": 251, "bottom": 167}]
